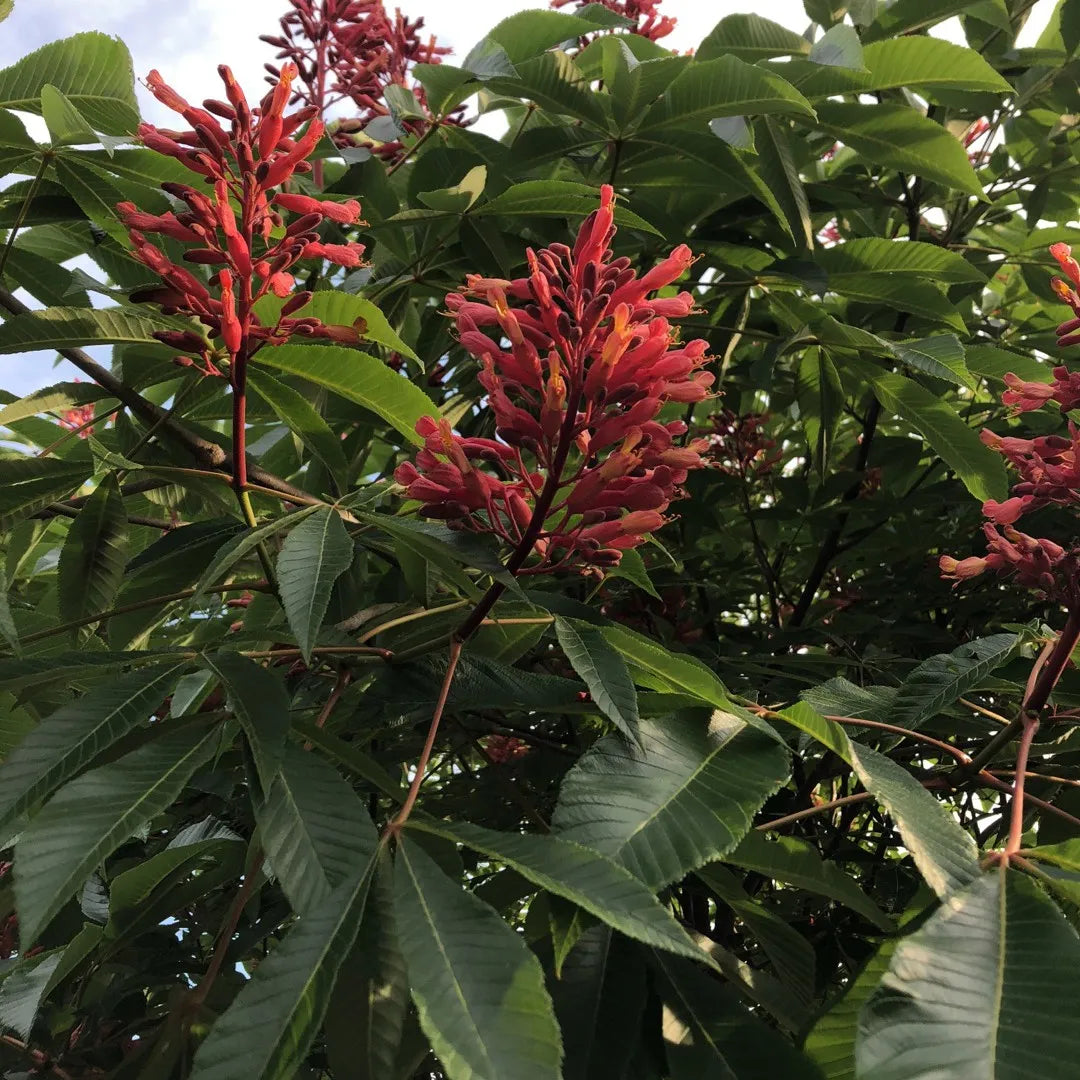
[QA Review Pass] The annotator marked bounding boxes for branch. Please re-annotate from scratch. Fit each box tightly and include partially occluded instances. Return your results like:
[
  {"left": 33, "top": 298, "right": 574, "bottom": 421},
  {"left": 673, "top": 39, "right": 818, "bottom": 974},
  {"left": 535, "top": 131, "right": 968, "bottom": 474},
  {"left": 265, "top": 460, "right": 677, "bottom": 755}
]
[{"left": 0, "top": 281, "right": 309, "bottom": 502}]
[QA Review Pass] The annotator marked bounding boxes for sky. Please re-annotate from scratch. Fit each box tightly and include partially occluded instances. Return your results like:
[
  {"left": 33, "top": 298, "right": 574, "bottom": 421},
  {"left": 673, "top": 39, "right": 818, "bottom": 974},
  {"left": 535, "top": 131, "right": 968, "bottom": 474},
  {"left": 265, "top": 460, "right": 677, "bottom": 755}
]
[{"left": 0, "top": 0, "right": 1056, "bottom": 398}]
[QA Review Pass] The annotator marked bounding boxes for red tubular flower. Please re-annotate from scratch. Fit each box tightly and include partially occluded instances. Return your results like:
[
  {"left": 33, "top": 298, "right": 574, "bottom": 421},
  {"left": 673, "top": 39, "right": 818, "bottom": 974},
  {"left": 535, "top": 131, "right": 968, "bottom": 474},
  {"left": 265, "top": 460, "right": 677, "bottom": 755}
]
[
  {"left": 261, "top": 0, "right": 457, "bottom": 162},
  {"left": 941, "top": 243, "right": 1080, "bottom": 608},
  {"left": 122, "top": 63, "right": 368, "bottom": 375},
  {"left": 550, "top": 0, "right": 676, "bottom": 41},
  {"left": 396, "top": 185, "right": 712, "bottom": 572},
  {"left": 59, "top": 402, "right": 96, "bottom": 438}
]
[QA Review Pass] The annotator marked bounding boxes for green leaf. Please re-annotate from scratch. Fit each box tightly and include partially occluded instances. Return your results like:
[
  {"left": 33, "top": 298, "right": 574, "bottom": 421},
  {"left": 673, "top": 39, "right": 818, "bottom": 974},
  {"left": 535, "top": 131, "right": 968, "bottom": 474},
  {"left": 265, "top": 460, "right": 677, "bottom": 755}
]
[
  {"left": 56, "top": 473, "right": 127, "bottom": 627},
  {"left": 723, "top": 831, "right": 893, "bottom": 930},
  {"left": 485, "top": 8, "right": 618, "bottom": 63},
  {"left": 0, "top": 305, "right": 195, "bottom": 354},
  {"left": 258, "top": 744, "right": 378, "bottom": 916},
  {"left": 419, "top": 164, "right": 487, "bottom": 213},
  {"left": 190, "top": 852, "right": 379, "bottom": 1080},
  {"left": 865, "top": 0, "right": 999, "bottom": 41},
  {"left": 697, "top": 14, "right": 811, "bottom": 62},
  {"left": 40, "top": 84, "right": 96, "bottom": 147},
  {"left": 1025, "top": 838, "right": 1080, "bottom": 873},
  {"left": 805, "top": 896, "right": 928, "bottom": 1080},
  {"left": 868, "top": 369, "right": 1008, "bottom": 502},
  {"left": 605, "top": 546, "right": 660, "bottom": 599},
  {"left": 814, "top": 236, "right": 985, "bottom": 287},
  {"left": 553, "top": 714, "right": 789, "bottom": 890},
  {"left": 0, "top": 2, "right": 12, "bottom": 25},
  {"left": 552, "top": 926, "right": 647, "bottom": 1080},
  {"left": 0, "top": 560, "right": 20, "bottom": 656},
  {"left": 406, "top": 818, "right": 707, "bottom": 965},
  {"left": 201, "top": 652, "right": 291, "bottom": 794},
  {"left": 14, "top": 722, "right": 216, "bottom": 945},
  {"left": 653, "top": 951, "right": 825, "bottom": 1079},
  {"left": 638, "top": 55, "right": 815, "bottom": 135},
  {"left": 473, "top": 180, "right": 662, "bottom": 236},
  {"left": 815, "top": 101, "right": 984, "bottom": 197},
  {"left": 190, "top": 504, "right": 320, "bottom": 606},
  {"left": 324, "top": 857, "right": 410, "bottom": 1080},
  {"left": 555, "top": 617, "right": 640, "bottom": 744},
  {"left": 0, "top": 662, "right": 186, "bottom": 834},
  {"left": 775, "top": 704, "right": 981, "bottom": 900},
  {"left": 275, "top": 507, "right": 355, "bottom": 664},
  {"left": 0, "top": 456, "right": 90, "bottom": 526},
  {"left": 965, "top": 344, "right": 1054, "bottom": 385},
  {"left": 51, "top": 154, "right": 129, "bottom": 243},
  {"left": 755, "top": 116, "right": 814, "bottom": 248},
  {"left": 251, "top": 344, "right": 439, "bottom": 448},
  {"left": 882, "top": 335, "right": 973, "bottom": 389},
  {"left": 856, "top": 869, "right": 1080, "bottom": 1079},
  {"left": 796, "top": 346, "right": 844, "bottom": 476},
  {"left": 0, "top": 32, "right": 138, "bottom": 134},
  {"left": 890, "top": 633, "right": 1020, "bottom": 728},
  {"left": 0, "top": 953, "right": 62, "bottom": 1039},
  {"left": 274, "top": 291, "right": 420, "bottom": 363},
  {"left": 394, "top": 838, "right": 563, "bottom": 1080},
  {"left": 809, "top": 24, "right": 865, "bottom": 70}
]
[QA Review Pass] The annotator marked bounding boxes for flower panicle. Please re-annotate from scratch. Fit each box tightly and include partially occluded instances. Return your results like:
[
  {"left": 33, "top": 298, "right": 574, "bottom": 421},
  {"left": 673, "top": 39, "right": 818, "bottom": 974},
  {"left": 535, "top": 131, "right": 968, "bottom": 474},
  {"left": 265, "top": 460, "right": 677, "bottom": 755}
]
[
  {"left": 122, "top": 63, "right": 368, "bottom": 369},
  {"left": 396, "top": 184, "right": 713, "bottom": 573},
  {"left": 261, "top": 0, "right": 459, "bottom": 160},
  {"left": 940, "top": 243, "right": 1080, "bottom": 608}
]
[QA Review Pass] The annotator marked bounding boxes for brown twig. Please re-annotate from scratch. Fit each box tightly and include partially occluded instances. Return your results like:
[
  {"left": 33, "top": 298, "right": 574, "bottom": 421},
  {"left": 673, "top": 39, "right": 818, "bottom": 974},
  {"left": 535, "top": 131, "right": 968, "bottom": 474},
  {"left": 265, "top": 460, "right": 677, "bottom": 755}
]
[{"left": 0, "top": 1034, "right": 73, "bottom": 1080}]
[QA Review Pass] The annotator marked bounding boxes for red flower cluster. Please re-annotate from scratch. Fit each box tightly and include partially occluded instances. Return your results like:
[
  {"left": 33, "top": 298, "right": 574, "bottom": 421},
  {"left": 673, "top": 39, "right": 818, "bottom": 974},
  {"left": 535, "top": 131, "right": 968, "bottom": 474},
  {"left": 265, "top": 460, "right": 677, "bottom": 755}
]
[
  {"left": 59, "top": 402, "right": 95, "bottom": 438},
  {"left": 123, "top": 63, "right": 367, "bottom": 379},
  {"left": 551, "top": 0, "right": 676, "bottom": 41},
  {"left": 262, "top": 0, "right": 450, "bottom": 156},
  {"left": 483, "top": 734, "right": 529, "bottom": 763},
  {"left": 707, "top": 411, "right": 780, "bottom": 480},
  {"left": 395, "top": 185, "right": 712, "bottom": 571},
  {"left": 940, "top": 244, "right": 1080, "bottom": 607}
]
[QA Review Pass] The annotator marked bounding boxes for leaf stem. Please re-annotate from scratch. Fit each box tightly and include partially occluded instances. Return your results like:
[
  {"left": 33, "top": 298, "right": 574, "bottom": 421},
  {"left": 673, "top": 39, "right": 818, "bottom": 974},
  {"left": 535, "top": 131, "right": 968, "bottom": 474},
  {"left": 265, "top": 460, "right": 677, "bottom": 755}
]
[{"left": 386, "top": 637, "right": 462, "bottom": 832}]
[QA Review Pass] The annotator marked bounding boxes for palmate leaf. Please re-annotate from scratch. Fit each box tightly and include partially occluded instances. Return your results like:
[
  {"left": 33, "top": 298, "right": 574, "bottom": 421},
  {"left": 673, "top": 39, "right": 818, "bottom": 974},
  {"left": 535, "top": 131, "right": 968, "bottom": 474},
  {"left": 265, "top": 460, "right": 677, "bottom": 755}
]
[
  {"left": 696, "top": 13, "right": 811, "bottom": 62},
  {"left": 0, "top": 456, "right": 92, "bottom": 526},
  {"left": 251, "top": 343, "right": 439, "bottom": 448},
  {"left": 552, "top": 926, "right": 647, "bottom": 1080},
  {"left": 0, "top": 32, "right": 138, "bottom": 134},
  {"left": 190, "top": 850, "right": 380, "bottom": 1080},
  {"left": 856, "top": 868, "right": 1080, "bottom": 1079},
  {"left": 552, "top": 713, "right": 789, "bottom": 890},
  {"left": 258, "top": 744, "right": 378, "bottom": 916},
  {"left": 777, "top": 704, "right": 980, "bottom": 901},
  {"left": 200, "top": 651, "right": 291, "bottom": 794},
  {"left": 889, "top": 632, "right": 1020, "bottom": 728},
  {"left": 275, "top": 507, "right": 355, "bottom": 665},
  {"left": 405, "top": 818, "right": 708, "bottom": 965},
  {"left": 555, "top": 616, "right": 640, "bottom": 744},
  {"left": 815, "top": 102, "right": 984, "bottom": 197},
  {"left": 394, "top": 838, "right": 563, "bottom": 1080},
  {"left": 324, "top": 858, "right": 410, "bottom": 1080},
  {"left": 653, "top": 951, "right": 825, "bottom": 1079},
  {"left": 14, "top": 721, "right": 217, "bottom": 945},
  {"left": 56, "top": 472, "right": 127, "bottom": 627},
  {"left": 0, "top": 953, "right": 62, "bottom": 1040},
  {"left": 866, "top": 368, "right": 1008, "bottom": 503},
  {"left": 638, "top": 55, "right": 814, "bottom": 136},
  {"left": 722, "top": 831, "right": 893, "bottom": 930},
  {"left": 0, "top": 661, "right": 187, "bottom": 834},
  {"left": 0, "top": 305, "right": 195, "bottom": 354}
]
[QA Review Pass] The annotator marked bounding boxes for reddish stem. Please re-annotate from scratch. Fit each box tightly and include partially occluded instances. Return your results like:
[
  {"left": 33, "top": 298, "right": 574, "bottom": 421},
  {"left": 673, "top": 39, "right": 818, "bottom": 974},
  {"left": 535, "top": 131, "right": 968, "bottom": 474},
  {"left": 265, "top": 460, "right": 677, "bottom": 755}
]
[
  {"left": 387, "top": 637, "right": 462, "bottom": 831},
  {"left": 1004, "top": 715, "right": 1040, "bottom": 856}
]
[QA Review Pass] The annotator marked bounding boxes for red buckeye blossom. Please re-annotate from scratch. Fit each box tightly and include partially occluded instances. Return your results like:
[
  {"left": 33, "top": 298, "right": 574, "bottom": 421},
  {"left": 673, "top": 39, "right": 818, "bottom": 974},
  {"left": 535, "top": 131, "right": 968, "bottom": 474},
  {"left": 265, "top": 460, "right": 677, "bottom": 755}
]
[
  {"left": 122, "top": 64, "right": 367, "bottom": 369},
  {"left": 261, "top": 0, "right": 454, "bottom": 159},
  {"left": 707, "top": 410, "right": 780, "bottom": 480},
  {"left": 395, "top": 184, "right": 712, "bottom": 572},
  {"left": 483, "top": 734, "right": 529, "bottom": 763},
  {"left": 940, "top": 243, "right": 1080, "bottom": 607},
  {"left": 59, "top": 401, "right": 96, "bottom": 438},
  {"left": 550, "top": 0, "right": 676, "bottom": 42}
]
